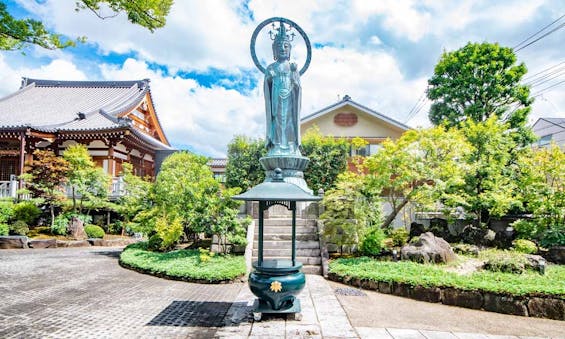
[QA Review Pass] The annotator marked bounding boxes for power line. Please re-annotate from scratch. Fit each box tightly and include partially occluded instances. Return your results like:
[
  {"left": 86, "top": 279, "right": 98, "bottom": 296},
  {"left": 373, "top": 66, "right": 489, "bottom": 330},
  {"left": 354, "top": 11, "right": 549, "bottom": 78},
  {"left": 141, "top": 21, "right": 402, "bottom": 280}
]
[
  {"left": 515, "top": 22, "right": 565, "bottom": 52},
  {"left": 523, "top": 61, "right": 565, "bottom": 81},
  {"left": 532, "top": 79, "right": 565, "bottom": 97},
  {"left": 513, "top": 13, "right": 565, "bottom": 50}
]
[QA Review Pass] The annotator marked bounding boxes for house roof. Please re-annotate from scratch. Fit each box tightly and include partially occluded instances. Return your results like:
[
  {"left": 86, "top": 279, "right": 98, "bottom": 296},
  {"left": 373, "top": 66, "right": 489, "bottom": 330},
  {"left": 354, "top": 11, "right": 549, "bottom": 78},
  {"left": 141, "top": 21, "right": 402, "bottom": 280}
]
[
  {"left": 0, "top": 78, "right": 172, "bottom": 150},
  {"left": 301, "top": 95, "right": 411, "bottom": 131},
  {"left": 533, "top": 117, "right": 565, "bottom": 128}
]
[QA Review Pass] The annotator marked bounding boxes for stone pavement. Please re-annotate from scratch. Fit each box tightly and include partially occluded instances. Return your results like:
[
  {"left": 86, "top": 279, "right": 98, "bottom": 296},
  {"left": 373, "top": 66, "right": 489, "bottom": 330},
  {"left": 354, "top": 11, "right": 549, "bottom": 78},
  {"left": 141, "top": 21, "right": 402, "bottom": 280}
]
[{"left": 1, "top": 247, "right": 563, "bottom": 338}]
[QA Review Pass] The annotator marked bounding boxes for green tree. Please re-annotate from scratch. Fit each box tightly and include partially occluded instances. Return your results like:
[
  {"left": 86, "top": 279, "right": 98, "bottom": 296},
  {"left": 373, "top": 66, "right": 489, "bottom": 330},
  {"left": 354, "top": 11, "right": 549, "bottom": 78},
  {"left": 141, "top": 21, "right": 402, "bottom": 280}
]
[
  {"left": 118, "top": 162, "right": 153, "bottom": 235},
  {"left": 0, "top": 0, "right": 172, "bottom": 51},
  {"left": 364, "top": 126, "right": 471, "bottom": 229},
  {"left": 427, "top": 42, "right": 534, "bottom": 145},
  {"left": 455, "top": 117, "right": 522, "bottom": 226},
  {"left": 321, "top": 172, "right": 381, "bottom": 254},
  {"left": 153, "top": 151, "right": 219, "bottom": 241},
  {"left": 21, "top": 149, "right": 69, "bottom": 227},
  {"left": 225, "top": 135, "right": 266, "bottom": 191},
  {"left": 301, "top": 126, "right": 349, "bottom": 192},
  {"left": 63, "top": 144, "right": 111, "bottom": 214},
  {"left": 516, "top": 143, "right": 564, "bottom": 244}
]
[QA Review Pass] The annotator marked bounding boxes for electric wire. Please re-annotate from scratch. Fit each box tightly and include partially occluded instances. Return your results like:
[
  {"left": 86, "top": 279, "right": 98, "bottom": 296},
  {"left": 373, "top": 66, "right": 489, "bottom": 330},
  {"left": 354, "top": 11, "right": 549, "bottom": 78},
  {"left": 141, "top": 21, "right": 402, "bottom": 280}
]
[{"left": 513, "top": 13, "right": 565, "bottom": 51}]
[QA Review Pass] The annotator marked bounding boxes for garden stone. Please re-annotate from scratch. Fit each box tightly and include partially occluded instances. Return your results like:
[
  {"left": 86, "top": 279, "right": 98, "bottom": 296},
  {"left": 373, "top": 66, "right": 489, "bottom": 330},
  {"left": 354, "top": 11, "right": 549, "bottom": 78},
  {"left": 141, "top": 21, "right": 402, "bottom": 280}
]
[
  {"left": 546, "top": 246, "right": 565, "bottom": 264},
  {"left": 527, "top": 297, "right": 565, "bottom": 321},
  {"left": 411, "top": 286, "right": 441, "bottom": 303},
  {"left": 88, "top": 238, "right": 105, "bottom": 246},
  {"left": 29, "top": 238, "right": 57, "bottom": 248},
  {"left": 428, "top": 218, "right": 453, "bottom": 241},
  {"left": 442, "top": 288, "right": 483, "bottom": 309},
  {"left": 378, "top": 281, "right": 393, "bottom": 294},
  {"left": 68, "top": 217, "right": 87, "bottom": 240},
  {"left": 56, "top": 240, "right": 90, "bottom": 248},
  {"left": 392, "top": 282, "right": 411, "bottom": 298},
  {"left": 400, "top": 232, "right": 457, "bottom": 264},
  {"left": 0, "top": 235, "right": 29, "bottom": 249},
  {"left": 483, "top": 293, "right": 528, "bottom": 316},
  {"left": 524, "top": 254, "right": 546, "bottom": 273}
]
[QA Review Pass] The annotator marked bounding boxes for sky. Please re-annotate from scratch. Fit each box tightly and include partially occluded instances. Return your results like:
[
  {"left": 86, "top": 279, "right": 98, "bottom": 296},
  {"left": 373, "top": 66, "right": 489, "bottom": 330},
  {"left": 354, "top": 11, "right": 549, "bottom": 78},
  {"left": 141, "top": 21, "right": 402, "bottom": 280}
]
[{"left": 1, "top": 0, "right": 564, "bottom": 157}]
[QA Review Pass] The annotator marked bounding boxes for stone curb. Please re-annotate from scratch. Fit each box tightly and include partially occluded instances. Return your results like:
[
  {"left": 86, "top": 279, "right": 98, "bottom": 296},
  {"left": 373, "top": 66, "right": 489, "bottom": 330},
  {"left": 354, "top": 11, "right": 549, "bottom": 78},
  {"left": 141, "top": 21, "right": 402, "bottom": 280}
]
[{"left": 327, "top": 272, "right": 565, "bottom": 321}]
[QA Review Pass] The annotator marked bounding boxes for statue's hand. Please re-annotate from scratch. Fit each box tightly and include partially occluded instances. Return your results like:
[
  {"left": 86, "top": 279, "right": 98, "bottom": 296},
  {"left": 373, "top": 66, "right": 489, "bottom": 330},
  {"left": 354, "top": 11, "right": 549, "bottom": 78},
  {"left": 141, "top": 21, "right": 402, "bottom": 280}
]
[{"left": 290, "top": 63, "right": 297, "bottom": 72}]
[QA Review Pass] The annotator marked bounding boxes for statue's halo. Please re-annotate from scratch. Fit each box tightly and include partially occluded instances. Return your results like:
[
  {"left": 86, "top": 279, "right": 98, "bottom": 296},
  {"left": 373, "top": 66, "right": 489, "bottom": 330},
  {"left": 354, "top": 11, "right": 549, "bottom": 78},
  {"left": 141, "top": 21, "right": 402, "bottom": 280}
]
[{"left": 250, "top": 17, "right": 312, "bottom": 76}]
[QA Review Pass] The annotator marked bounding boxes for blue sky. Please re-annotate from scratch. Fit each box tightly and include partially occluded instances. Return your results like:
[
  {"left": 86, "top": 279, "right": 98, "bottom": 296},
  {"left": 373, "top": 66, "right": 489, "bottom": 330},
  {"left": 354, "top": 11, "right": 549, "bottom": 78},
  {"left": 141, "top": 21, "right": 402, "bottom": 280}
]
[{"left": 1, "top": 0, "right": 564, "bottom": 156}]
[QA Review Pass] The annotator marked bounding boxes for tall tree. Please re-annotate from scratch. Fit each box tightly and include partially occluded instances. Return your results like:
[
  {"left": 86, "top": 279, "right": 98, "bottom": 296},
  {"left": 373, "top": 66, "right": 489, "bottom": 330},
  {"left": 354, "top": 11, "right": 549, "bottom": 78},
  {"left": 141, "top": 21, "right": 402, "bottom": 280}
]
[
  {"left": 0, "top": 0, "right": 173, "bottom": 51},
  {"left": 427, "top": 42, "right": 534, "bottom": 144},
  {"left": 21, "top": 149, "right": 69, "bottom": 227}
]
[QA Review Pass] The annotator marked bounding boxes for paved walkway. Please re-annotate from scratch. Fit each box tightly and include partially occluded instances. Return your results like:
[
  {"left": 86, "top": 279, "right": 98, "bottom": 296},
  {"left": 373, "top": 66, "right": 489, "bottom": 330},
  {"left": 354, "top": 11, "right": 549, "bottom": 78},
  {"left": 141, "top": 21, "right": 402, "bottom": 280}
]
[{"left": 0, "top": 247, "right": 563, "bottom": 338}]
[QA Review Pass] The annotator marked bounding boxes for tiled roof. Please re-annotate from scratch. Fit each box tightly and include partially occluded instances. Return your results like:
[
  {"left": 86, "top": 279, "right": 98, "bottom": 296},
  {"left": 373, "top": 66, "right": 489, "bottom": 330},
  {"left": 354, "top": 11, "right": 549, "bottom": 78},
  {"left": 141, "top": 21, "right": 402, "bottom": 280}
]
[
  {"left": 0, "top": 78, "right": 149, "bottom": 130},
  {"left": 208, "top": 158, "right": 227, "bottom": 167}
]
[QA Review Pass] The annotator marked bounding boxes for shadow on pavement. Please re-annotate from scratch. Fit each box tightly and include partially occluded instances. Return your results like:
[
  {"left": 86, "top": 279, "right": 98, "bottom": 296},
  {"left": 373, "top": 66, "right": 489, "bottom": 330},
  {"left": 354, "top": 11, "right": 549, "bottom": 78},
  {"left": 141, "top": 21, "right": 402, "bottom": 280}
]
[
  {"left": 92, "top": 250, "right": 121, "bottom": 259},
  {"left": 148, "top": 300, "right": 232, "bottom": 327}
]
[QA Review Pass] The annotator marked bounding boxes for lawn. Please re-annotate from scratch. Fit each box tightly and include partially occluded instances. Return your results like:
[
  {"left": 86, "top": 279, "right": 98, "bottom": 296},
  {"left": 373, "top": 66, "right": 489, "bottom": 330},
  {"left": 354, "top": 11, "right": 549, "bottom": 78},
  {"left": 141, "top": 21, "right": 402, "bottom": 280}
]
[
  {"left": 119, "top": 242, "right": 246, "bottom": 283},
  {"left": 329, "top": 256, "right": 565, "bottom": 297}
]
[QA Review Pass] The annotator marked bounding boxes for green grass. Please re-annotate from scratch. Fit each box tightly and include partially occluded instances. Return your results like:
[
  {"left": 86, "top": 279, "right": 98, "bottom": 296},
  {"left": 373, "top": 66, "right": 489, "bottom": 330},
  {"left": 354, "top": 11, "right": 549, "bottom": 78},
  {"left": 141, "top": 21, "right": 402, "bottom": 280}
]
[
  {"left": 119, "top": 242, "right": 246, "bottom": 283},
  {"left": 329, "top": 257, "right": 565, "bottom": 297}
]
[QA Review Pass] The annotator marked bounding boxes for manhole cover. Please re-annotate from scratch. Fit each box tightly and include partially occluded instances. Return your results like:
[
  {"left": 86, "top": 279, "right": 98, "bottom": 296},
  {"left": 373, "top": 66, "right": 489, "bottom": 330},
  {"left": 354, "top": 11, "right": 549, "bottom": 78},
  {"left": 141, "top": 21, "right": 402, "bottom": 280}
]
[{"left": 334, "top": 287, "right": 366, "bottom": 296}]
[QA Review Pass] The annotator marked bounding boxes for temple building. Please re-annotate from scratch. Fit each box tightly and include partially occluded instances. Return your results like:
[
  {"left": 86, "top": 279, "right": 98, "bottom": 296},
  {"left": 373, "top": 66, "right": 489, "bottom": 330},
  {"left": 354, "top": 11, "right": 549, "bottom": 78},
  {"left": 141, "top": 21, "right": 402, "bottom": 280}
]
[{"left": 0, "top": 78, "right": 173, "bottom": 196}]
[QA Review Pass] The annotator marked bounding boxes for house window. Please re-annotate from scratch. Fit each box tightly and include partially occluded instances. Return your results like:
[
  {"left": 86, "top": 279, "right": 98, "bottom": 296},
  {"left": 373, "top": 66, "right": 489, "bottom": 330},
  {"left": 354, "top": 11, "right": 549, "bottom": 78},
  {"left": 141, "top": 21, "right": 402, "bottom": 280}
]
[
  {"left": 539, "top": 135, "right": 552, "bottom": 146},
  {"left": 351, "top": 143, "right": 382, "bottom": 157},
  {"left": 0, "top": 156, "right": 18, "bottom": 181}
]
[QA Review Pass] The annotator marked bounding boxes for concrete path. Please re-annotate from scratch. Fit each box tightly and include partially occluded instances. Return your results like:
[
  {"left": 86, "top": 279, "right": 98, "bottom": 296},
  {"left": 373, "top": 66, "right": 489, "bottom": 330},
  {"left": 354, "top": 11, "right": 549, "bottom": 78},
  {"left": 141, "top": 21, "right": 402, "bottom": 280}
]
[{"left": 1, "top": 247, "right": 563, "bottom": 338}]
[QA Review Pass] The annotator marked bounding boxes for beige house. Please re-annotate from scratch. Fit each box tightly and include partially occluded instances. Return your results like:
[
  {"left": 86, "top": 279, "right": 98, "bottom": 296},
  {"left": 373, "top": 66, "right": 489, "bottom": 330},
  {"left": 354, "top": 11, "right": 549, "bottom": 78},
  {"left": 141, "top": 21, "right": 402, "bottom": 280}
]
[{"left": 300, "top": 95, "right": 410, "bottom": 156}]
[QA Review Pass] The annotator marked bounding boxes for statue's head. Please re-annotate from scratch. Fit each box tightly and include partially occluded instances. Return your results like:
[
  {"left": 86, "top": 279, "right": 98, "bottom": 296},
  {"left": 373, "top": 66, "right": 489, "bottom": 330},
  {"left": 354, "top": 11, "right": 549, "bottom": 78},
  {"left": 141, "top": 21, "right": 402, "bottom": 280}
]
[{"left": 272, "top": 22, "right": 292, "bottom": 61}]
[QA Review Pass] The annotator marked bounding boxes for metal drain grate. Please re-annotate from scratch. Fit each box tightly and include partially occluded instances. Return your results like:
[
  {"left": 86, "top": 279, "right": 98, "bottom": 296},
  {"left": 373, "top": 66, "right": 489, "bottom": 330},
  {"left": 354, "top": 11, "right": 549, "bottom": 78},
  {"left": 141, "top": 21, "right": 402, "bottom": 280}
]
[{"left": 334, "top": 287, "right": 367, "bottom": 296}]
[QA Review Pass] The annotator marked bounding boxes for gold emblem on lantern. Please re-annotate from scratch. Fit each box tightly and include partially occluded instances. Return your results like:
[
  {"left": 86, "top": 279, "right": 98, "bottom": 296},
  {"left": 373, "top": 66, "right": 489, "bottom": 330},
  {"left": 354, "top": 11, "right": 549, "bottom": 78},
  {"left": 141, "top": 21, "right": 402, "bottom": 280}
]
[{"left": 270, "top": 280, "right": 282, "bottom": 293}]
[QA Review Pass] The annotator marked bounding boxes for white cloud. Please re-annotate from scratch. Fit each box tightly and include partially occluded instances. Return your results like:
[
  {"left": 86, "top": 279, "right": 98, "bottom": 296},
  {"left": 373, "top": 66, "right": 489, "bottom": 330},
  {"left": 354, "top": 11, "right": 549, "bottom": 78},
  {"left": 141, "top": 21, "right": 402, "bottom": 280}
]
[{"left": 100, "top": 59, "right": 264, "bottom": 157}]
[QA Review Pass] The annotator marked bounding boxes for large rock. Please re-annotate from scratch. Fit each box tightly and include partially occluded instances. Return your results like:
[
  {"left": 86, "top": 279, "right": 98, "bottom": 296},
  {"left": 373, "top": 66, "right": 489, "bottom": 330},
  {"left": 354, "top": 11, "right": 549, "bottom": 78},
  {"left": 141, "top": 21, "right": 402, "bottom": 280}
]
[
  {"left": 442, "top": 288, "right": 483, "bottom": 309},
  {"left": 0, "top": 236, "right": 29, "bottom": 249},
  {"left": 460, "top": 225, "right": 495, "bottom": 246},
  {"left": 29, "top": 238, "right": 57, "bottom": 248},
  {"left": 525, "top": 254, "right": 546, "bottom": 273},
  {"left": 68, "top": 217, "right": 87, "bottom": 240},
  {"left": 56, "top": 240, "right": 90, "bottom": 248},
  {"left": 546, "top": 246, "right": 565, "bottom": 264},
  {"left": 483, "top": 293, "right": 528, "bottom": 316},
  {"left": 401, "top": 232, "right": 457, "bottom": 264}
]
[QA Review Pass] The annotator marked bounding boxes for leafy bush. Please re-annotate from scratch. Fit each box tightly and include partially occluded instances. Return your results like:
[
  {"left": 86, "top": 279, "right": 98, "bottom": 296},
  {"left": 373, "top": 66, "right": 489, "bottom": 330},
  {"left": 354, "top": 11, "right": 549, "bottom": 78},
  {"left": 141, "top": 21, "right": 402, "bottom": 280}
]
[
  {"left": 390, "top": 227, "right": 409, "bottom": 247},
  {"left": 381, "top": 238, "right": 394, "bottom": 250},
  {"left": 0, "top": 223, "right": 8, "bottom": 236},
  {"left": 360, "top": 227, "right": 386, "bottom": 256},
  {"left": 147, "top": 234, "right": 163, "bottom": 252},
  {"left": 10, "top": 220, "right": 29, "bottom": 236},
  {"left": 52, "top": 214, "right": 69, "bottom": 235},
  {"left": 481, "top": 250, "right": 529, "bottom": 274},
  {"left": 12, "top": 202, "right": 41, "bottom": 225},
  {"left": 108, "top": 220, "right": 124, "bottom": 235},
  {"left": 26, "top": 226, "right": 51, "bottom": 238},
  {"left": 154, "top": 214, "right": 183, "bottom": 251},
  {"left": 512, "top": 219, "right": 538, "bottom": 240},
  {"left": 198, "top": 247, "right": 215, "bottom": 263},
  {"left": 84, "top": 224, "right": 105, "bottom": 238},
  {"left": 512, "top": 239, "right": 537, "bottom": 254},
  {"left": 540, "top": 227, "right": 565, "bottom": 248},
  {"left": 0, "top": 200, "right": 14, "bottom": 223}
]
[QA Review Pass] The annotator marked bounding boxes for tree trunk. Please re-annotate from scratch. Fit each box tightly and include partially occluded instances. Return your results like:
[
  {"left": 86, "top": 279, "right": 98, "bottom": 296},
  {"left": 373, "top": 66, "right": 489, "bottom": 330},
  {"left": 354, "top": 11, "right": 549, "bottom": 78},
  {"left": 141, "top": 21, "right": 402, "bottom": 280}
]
[
  {"left": 50, "top": 205, "right": 55, "bottom": 228},
  {"left": 381, "top": 198, "right": 409, "bottom": 229}
]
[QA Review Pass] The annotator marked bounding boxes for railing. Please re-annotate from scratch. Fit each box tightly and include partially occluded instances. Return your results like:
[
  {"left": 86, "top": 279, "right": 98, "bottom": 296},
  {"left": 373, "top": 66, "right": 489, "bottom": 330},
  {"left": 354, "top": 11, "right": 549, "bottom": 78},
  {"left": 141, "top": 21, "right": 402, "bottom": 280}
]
[{"left": 1, "top": 176, "right": 126, "bottom": 200}]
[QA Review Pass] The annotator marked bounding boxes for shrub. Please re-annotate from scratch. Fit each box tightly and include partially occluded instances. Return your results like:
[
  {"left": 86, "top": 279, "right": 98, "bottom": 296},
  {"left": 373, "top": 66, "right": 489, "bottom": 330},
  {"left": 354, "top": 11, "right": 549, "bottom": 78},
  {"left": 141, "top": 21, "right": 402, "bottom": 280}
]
[
  {"left": 360, "top": 227, "right": 387, "bottom": 256},
  {"left": 512, "top": 219, "right": 539, "bottom": 240},
  {"left": 390, "top": 227, "right": 409, "bottom": 247},
  {"left": 0, "top": 200, "right": 14, "bottom": 223},
  {"left": 155, "top": 214, "right": 183, "bottom": 251},
  {"left": 12, "top": 202, "right": 41, "bottom": 225},
  {"left": 381, "top": 238, "right": 394, "bottom": 250},
  {"left": 84, "top": 224, "right": 105, "bottom": 238},
  {"left": 0, "top": 223, "right": 8, "bottom": 236},
  {"left": 540, "top": 227, "right": 565, "bottom": 248},
  {"left": 198, "top": 247, "right": 215, "bottom": 263},
  {"left": 108, "top": 220, "right": 124, "bottom": 235},
  {"left": 52, "top": 214, "right": 69, "bottom": 235},
  {"left": 26, "top": 226, "right": 51, "bottom": 238},
  {"left": 481, "top": 250, "right": 529, "bottom": 274},
  {"left": 10, "top": 220, "right": 29, "bottom": 236},
  {"left": 147, "top": 234, "right": 163, "bottom": 252},
  {"left": 512, "top": 239, "right": 537, "bottom": 254}
]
